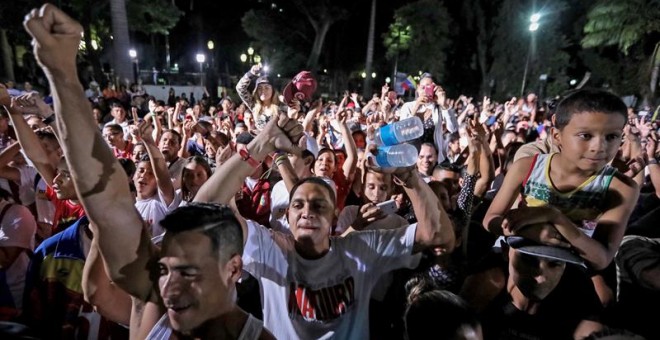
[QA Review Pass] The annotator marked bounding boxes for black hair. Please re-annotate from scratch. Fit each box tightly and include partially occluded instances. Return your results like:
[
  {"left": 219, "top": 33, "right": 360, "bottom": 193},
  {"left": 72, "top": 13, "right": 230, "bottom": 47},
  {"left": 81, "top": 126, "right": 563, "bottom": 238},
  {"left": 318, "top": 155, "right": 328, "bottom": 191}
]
[
  {"left": 118, "top": 158, "right": 136, "bottom": 179},
  {"left": 160, "top": 203, "right": 243, "bottom": 262},
  {"left": 554, "top": 88, "right": 627, "bottom": 130},
  {"left": 289, "top": 177, "right": 336, "bottom": 208},
  {"left": 181, "top": 156, "right": 213, "bottom": 201},
  {"left": 35, "top": 127, "right": 59, "bottom": 144},
  {"left": 420, "top": 142, "right": 438, "bottom": 154},
  {"left": 103, "top": 123, "right": 123, "bottom": 134},
  {"left": 236, "top": 132, "right": 255, "bottom": 145},
  {"left": 404, "top": 284, "right": 481, "bottom": 340},
  {"left": 448, "top": 132, "right": 460, "bottom": 143},
  {"left": 161, "top": 129, "right": 182, "bottom": 146},
  {"left": 316, "top": 147, "right": 338, "bottom": 164}
]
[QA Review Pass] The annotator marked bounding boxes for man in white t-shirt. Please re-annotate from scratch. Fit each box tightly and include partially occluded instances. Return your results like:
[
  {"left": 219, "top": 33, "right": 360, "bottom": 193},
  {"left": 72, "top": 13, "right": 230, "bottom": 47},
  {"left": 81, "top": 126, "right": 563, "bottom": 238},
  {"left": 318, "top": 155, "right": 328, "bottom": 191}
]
[{"left": 194, "top": 110, "right": 456, "bottom": 339}]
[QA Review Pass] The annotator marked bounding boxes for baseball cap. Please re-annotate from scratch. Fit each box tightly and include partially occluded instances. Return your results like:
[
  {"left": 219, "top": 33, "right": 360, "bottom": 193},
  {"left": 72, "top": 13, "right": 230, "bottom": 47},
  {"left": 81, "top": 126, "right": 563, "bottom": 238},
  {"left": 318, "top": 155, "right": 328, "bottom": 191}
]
[
  {"left": 253, "top": 76, "right": 272, "bottom": 94},
  {"left": 282, "top": 71, "right": 317, "bottom": 105},
  {"left": 505, "top": 236, "right": 586, "bottom": 268}
]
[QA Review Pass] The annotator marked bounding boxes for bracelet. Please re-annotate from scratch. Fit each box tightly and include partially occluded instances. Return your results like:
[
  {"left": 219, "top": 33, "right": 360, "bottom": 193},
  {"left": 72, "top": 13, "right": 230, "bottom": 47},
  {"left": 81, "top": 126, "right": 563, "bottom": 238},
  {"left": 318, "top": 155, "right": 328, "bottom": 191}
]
[
  {"left": 649, "top": 158, "right": 659, "bottom": 165},
  {"left": 274, "top": 154, "right": 288, "bottom": 166},
  {"left": 42, "top": 114, "right": 56, "bottom": 125},
  {"left": 238, "top": 148, "right": 261, "bottom": 168}
]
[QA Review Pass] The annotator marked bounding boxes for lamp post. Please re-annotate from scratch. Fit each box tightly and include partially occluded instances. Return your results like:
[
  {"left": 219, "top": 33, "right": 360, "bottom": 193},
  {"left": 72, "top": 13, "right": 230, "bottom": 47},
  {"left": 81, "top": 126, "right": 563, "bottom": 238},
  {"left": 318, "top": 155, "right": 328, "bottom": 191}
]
[
  {"left": 240, "top": 47, "right": 261, "bottom": 65},
  {"left": 129, "top": 48, "right": 138, "bottom": 84},
  {"left": 521, "top": 13, "right": 540, "bottom": 97},
  {"left": 196, "top": 53, "right": 206, "bottom": 87}
]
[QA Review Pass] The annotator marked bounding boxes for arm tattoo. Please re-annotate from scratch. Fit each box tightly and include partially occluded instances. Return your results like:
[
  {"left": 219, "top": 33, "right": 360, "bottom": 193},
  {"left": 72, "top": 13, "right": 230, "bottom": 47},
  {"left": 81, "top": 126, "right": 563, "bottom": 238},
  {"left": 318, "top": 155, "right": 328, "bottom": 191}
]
[{"left": 80, "top": 136, "right": 117, "bottom": 198}]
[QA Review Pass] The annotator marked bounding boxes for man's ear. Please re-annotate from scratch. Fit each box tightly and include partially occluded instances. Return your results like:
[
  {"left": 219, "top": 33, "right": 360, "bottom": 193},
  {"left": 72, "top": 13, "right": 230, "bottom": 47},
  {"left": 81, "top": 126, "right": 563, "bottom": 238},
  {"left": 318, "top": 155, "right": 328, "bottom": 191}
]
[
  {"left": 226, "top": 254, "right": 243, "bottom": 283},
  {"left": 551, "top": 127, "right": 561, "bottom": 150},
  {"left": 303, "top": 155, "right": 314, "bottom": 167}
]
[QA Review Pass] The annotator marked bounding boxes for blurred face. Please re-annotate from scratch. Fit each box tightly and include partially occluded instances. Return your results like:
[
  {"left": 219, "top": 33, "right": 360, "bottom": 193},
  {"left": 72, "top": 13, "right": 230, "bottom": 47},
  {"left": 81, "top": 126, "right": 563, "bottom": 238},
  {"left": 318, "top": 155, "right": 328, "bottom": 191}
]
[
  {"left": 40, "top": 138, "right": 62, "bottom": 167},
  {"left": 433, "top": 169, "right": 460, "bottom": 197},
  {"left": 159, "top": 231, "right": 238, "bottom": 333},
  {"left": 111, "top": 106, "right": 126, "bottom": 122},
  {"left": 52, "top": 158, "right": 76, "bottom": 200},
  {"left": 314, "top": 151, "right": 336, "bottom": 178},
  {"left": 256, "top": 84, "right": 273, "bottom": 102},
  {"left": 133, "top": 161, "right": 157, "bottom": 198},
  {"left": 417, "top": 145, "right": 437, "bottom": 175},
  {"left": 27, "top": 116, "right": 46, "bottom": 130},
  {"left": 449, "top": 139, "right": 461, "bottom": 154},
  {"left": 132, "top": 144, "right": 147, "bottom": 163},
  {"left": 417, "top": 77, "right": 433, "bottom": 98},
  {"left": 92, "top": 108, "right": 103, "bottom": 123},
  {"left": 103, "top": 127, "right": 124, "bottom": 148},
  {"left": 509, "top": 249, "right": 565, "bottom": 301},
  {"left": 159, "top": 132, "right": 181, "bottom": 161},
  {"left": 0, "top": 115, "right": 8, "bottom": 133},
  {"left": 182, "top": 162, "right": 209, "bottom": 197},
  {"left": 353, "top": 133, "right": 366, "bottom": 150},
  {"left": 553, "top": 111, "right": 624, "bottom": 174},
  {"left": 287, "top": 183, "right": 335, "bottom": 253},
  {"left": 334, "top": 152, "right": 346, "bottom": 171},
  {"left": 363, "top": 172, "right": 391, "bottom": 204}
]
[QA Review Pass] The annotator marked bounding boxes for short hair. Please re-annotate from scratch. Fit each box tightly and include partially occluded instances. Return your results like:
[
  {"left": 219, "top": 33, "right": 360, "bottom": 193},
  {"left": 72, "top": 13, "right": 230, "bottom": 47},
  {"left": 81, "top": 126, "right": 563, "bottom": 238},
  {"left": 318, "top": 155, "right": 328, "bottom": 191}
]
[
  {"left": 317, "top": 147, "right": 337, "bottom": 163},
  {"left": 236, "top": 132, "right": 254, "bottom": 145},
  {"left": 104, "top": 123, "right": 123, "bottom": 134},
  {"left": 420, "top": 142, "right": 438, "bottom": 154},
  {"left": 447, "top": 132, "right": 460, "bottom": 143},
  {"left": 289, "top": 177, "right": 337, "bottom": 208},
  {"left": 160, "top": 203, "right": 243, "bottom": 262},
  {"left": 161, "top": 129, "right": 182, "bottom": 145},
  {"left": 554, "top": 89, "right": 627, "bottom": 130},
  {"left": 405, "top": 283, "right": 480, "bottom": 340},
  {"left": 35, "top": 127, "right": 59, "bottom": 144}
]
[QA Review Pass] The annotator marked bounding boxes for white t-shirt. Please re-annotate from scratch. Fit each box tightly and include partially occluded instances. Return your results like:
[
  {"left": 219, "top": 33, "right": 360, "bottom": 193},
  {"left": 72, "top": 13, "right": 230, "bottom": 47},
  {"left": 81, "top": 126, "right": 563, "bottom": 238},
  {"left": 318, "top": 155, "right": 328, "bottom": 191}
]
[
  {"left": 0, "top": 201, "right": 36, "bottom": 310},
  {"left": 135, "top": 190, "right": 181, "bottom": 237},
  {"left": 335, "top": 205, "right": 409, "bottom": 235},
  {"left": 269, "top": 180, "right": 289, "bottom": 230},
  {"left": 33, "top": 176, "right": 55, "bottom": 226},
  {"left": 242, "top": 220, "right": 419, "bottom": 340},
  {"left": 17, "top": 165, "right": 37, "bottom": 206}
]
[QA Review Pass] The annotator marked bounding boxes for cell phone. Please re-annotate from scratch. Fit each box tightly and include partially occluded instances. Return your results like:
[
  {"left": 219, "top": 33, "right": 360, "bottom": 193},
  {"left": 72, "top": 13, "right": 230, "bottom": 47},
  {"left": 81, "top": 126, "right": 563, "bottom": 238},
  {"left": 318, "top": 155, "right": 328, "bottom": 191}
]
[
  {"left": 376, "top": 199, "right": 398, "bottom": 215},
  {"left": 424, "top": 84, "right": 436, "bottom": 99}
]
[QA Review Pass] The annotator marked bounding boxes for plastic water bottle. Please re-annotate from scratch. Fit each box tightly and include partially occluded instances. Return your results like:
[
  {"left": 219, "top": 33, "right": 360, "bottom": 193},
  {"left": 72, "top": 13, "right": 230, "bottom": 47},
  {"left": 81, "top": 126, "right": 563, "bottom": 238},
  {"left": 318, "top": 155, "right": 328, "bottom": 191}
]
[
  {"left": 373, "top": 116, "right": 424, "bottom": 146},
  {"left": 371, "top": 144, "right": 418, "bottom": 168}
]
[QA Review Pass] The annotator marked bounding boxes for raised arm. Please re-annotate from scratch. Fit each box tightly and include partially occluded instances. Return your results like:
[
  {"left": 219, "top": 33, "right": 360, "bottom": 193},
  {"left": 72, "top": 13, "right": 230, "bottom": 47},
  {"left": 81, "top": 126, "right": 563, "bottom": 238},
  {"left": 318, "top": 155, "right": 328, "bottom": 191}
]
[
  {"left": 0, "top": 142, "right": 22, "bottom": 183},
  {"left": 1, "top": 91, "right": 57, "bottom": 185},
  {"left": 336, "top": 110, "right": 358, "bottom": 180},
  {"left": 194, "top": 110, "right": 304, "bottom": 242},
  {"left": 135, "top": 121, "right": 175, "bottom": 206},
  {"left": 236, "top": 65, "right": 259, "bottom": 111},
  {"left": 24, "top": 4, "right": 156, "bottom": 302}
]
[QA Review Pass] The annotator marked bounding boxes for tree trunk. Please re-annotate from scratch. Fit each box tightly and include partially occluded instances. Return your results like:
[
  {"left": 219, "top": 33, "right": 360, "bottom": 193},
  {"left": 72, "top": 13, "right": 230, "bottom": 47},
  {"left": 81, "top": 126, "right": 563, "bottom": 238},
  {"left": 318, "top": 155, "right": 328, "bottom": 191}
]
[
  {"left": 306, "top": 20, "right": 331, "bottom": 72},
  {"left": 648, "top": 42, "right": 660, "bottom": 105},
  {"left": 0, "top": 29, "right": 14, "bottom": 81},
  {"left": 363, "top": 0, "right": 377, "bottom": 98},
  {"left": 110, "top": 0, "right": 132, "bottom": 85}
]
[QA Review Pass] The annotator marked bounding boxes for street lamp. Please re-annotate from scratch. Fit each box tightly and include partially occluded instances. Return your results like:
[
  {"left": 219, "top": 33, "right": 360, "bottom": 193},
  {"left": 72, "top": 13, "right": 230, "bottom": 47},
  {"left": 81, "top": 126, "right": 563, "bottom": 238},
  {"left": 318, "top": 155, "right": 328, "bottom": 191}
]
[
  {"left": 521, "top": 13, "right": 540, "bottom": 97},
  {"left": 129, "top": 48, "right": 138, "bottom": 84},
  {"left": 196, "top": 53, "right": 206, "bottom": 86},
  {"left": 240, "top": 47, "right": 261, "bottom": 65}
]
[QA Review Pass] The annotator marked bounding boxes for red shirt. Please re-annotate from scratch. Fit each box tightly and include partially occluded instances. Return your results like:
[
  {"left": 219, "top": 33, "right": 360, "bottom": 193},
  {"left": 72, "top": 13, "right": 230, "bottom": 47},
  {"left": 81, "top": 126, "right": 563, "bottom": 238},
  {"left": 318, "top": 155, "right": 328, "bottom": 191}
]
[
  {"left": 45, "top": 186, "right": 86, "bottom": 234},
  {"left": 112, "top": 140, "right": 134, "bottom": 159}
]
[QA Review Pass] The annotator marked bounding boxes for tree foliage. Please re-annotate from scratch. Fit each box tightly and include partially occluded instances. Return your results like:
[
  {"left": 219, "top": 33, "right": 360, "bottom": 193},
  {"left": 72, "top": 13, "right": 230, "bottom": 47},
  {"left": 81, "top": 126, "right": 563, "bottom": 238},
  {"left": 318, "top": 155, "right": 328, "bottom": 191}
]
[
  {"left": 582, "top": 0, "right": 660, "bottom": 54},
  {"left": 127, "top": 0, "right": 183, "bottom": 36},
  {"left": 383, "top": 17, "right": 412, "bottom": 60},
  {"left": 387, "top": 0, "right": 452, "bottom": 82}
]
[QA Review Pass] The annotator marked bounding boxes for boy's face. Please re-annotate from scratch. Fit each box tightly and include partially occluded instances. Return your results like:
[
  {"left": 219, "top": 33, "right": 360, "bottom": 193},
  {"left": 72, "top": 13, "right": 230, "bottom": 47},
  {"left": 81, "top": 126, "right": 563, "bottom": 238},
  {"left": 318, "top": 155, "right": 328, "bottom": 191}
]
[
  {"left": 509, "top": 248, "right": 565, "bottom": 301},
  {"left": 553, "top": 111, "right": 624, "bottom": 173}
]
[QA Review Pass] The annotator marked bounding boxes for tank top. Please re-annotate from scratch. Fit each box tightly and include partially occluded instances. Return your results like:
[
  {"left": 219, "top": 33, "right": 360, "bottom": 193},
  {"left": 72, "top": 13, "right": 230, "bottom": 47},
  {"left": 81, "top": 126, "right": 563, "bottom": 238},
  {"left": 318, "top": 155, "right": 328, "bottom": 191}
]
[
  {"left": 145, "top": 313, "right": 264, "bottom": 340},
  {"left": 522, "top": 153, "right": 616, "bottom": 237}
]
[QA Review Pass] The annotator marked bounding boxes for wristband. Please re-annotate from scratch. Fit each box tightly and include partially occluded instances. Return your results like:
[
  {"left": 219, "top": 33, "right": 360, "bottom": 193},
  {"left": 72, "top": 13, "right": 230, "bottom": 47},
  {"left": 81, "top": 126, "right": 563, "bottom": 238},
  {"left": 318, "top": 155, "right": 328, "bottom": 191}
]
[
  {"left": 239, "top": 148, "right": 261, "bottom": 168},
  {"left": 274, "top": 154, "right": 288, "bottom": 166},
  {"left": 649, "top": 158, "right": 659, "bottom": 165},
  {"left": 42, "top": 114, "right": 56, "bottom": 125}
]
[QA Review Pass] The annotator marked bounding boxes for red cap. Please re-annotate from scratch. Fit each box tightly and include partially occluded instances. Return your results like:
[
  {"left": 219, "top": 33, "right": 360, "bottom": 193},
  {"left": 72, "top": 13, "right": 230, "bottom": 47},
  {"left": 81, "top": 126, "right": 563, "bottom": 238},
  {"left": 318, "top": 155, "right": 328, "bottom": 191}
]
[{"left": 282, "top": 71, "right": 317, "bottom": 105}]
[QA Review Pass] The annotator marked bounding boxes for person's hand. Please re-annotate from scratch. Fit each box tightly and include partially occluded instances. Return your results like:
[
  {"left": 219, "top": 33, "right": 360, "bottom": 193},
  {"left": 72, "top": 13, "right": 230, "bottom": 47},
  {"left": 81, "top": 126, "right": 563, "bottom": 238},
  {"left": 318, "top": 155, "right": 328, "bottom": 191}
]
[
  {"left": 11, "top": 92, "right": 52, "bottom": 117},
  {"left": 182, "top": 120, "right": 196, "bottom": 137},
  {"left": 350, "top": 92, "right": 359, "bottom": 102},
  {"left": 23, "top": 4, "right": 83, "bottom": 77},
  {"left": 435, "top": 86, "right": 447, "bottom": 108},
  {"left": 136, "top": 120, "right": 155, "bottom": 144},
  {"left": 415, "top": 94, "right": 429, "bottom": 106},
  {"left": 514, "top": 222, "right": 571, "bottom": 248},
  {"left": 336, "top": 109, "right": 348, "bottom": 124},
  {"left": 216, "top": 143, "right": 233, "bottom": 165},
  {"left": 353, "top": 203, "right": 386, "bottom": 230},
  {"left": 381, "top": 84, "right": 389, "bottom": 97},
  {"left": 502, "top": 206, "right": 561, "bottom": 235},
  {"left": 647, "top": 132, "right": 658, "bottom": 160},
  {"left": 253, "top": 111, "right": 304, "bottom": 156},
  {"left": 287, "top": 98, "right": 301, "bottom": 118},
  {"left": 250, "top": 63, "right": 262, "bottom": 76},
  {"left": 635, "top": 117, "right": 652, "bottom": 139}
]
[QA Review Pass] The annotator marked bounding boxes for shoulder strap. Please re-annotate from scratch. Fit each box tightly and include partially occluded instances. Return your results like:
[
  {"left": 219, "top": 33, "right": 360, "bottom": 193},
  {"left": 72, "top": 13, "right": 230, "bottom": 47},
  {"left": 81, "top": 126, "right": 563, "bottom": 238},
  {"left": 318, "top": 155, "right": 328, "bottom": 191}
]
[
  {"left": 521, "top": 153, "right": 540, "bottom": 188},
  {"left": 33, "top": 172, "right": 42, "bottom": 192}
]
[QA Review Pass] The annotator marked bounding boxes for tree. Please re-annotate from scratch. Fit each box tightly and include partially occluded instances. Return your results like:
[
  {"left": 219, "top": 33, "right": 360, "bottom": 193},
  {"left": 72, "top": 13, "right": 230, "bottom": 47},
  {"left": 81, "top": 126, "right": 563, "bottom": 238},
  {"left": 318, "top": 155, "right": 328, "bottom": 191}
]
[
  {"left": 383, "top": 17, "right": 412, "bottom": 86},
  {"left": 363, "top": 0, "right": 377, "bottom": 97},
  {"left": 487, "top": 0, "right": 570, "bottom": 100},
  {"left": 241, "top": 0, "right": 349, "bottom": 74},
  {"left": 0, "top": 0, "right": 40, "bottom": 82},
  {"left": 110, "top": 0, "right": 133, "bottom": 84},
  {"left": 386, "top": 0, "right": 452, "bottom": 83},
  {"left": 582, "top": 0, "right": 660, "bottom": 103}
]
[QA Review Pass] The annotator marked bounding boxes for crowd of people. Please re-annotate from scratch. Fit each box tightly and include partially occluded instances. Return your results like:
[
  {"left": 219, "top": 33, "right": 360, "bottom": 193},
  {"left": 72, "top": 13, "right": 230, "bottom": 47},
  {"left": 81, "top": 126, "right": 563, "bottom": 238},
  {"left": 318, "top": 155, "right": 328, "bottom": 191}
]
[{"left": 0, "top": 4, "right": 657, "bottom": 340}]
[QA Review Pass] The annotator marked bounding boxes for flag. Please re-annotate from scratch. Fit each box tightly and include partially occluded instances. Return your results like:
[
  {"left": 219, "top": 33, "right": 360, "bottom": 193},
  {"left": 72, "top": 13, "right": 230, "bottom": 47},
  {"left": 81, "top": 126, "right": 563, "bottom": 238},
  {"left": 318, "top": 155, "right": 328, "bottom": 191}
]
[{"left": 394, "top": 72, "right": 416, "bottom": 95}]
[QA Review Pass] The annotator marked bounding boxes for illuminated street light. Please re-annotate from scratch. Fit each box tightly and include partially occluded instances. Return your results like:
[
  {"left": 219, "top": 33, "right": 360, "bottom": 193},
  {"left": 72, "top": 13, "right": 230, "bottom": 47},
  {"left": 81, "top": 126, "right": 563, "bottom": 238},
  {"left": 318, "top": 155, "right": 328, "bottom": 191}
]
[
  {"left": 361, "top": 72, "right": 367, "bottom": 79},
  {"left": 371, "top": 72, "right": 377, "bottom": 78},
  {"left": 521, "top": 12, "right": 541, "bottom": 97},
  {"left": 129, "top": 49, "right": 138, "bottom": 83},
  {"left": 196, "top": 53, "right": 205, "bottom": 86},
  {"left": 247, "top": 47, "right": 254, "bottom": 56},
  {"left": 385, "top": 77, "right": 391, "bottom": 84},
  {"left": 207, "top": 40, "right": 214, "bottom": 50},
  {"left": 240, "top": 54, "right": 247, "bottom": 63},
  {"left": 129, "top": 49, "right": 137, "bottom": 59},
  {"left": 530, "top": 13, "right": 541, "bottom": 23},
  {"left": 254, "top": 55, "right": 262, "bottom": 64}
]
